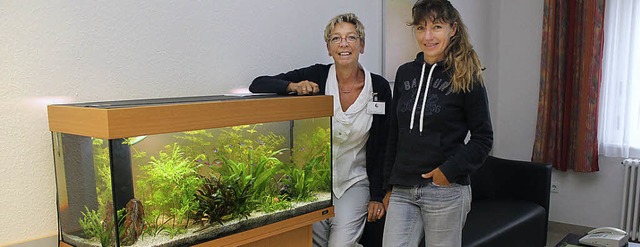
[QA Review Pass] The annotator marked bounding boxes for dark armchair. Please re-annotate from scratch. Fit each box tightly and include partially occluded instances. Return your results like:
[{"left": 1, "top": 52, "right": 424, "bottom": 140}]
[
  {"left": 359, "top": 156, "right": 552, "bottom": 247},
  {"left": 462, "top": 155, "right": 552, "bottom": 247}
]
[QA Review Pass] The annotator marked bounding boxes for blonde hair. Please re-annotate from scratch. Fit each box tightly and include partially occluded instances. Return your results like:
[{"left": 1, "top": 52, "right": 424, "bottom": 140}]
[
  {"left": 411, "top": 0, "right": 483, "bottom": 93},
  {"left": 324, "top": 13, "right": 365, "bottom": 45}
]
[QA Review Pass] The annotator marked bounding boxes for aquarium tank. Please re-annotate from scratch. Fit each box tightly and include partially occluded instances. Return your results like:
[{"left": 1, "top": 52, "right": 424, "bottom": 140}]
[{"left": 48, "top": 95, "right": 333, "bottom": 247}]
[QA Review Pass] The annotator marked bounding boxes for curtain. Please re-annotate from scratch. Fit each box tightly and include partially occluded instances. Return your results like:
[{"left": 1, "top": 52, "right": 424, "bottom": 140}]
[
  {"left": 598, "top": 0, "right": 640, "bottom": 159},
  {"left": 532, "top": 0, "right": 605, "bottom": 172}
]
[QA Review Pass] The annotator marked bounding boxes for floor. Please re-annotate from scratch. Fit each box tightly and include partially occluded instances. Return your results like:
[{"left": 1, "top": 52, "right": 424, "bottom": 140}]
[
  {"left": 546, "top": 221, "right": 593, "bottom": 246},
  {"left": 1, "top": 221, "right": 604, "bottom": 247}
]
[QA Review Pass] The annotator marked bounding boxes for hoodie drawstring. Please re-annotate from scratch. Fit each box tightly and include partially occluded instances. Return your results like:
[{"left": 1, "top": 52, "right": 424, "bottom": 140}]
[{"left": 409, "top": 62, "right": 437, "bottom": 135}]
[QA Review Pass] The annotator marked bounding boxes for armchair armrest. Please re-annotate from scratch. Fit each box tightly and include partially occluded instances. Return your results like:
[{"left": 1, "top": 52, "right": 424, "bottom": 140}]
[{"left": 470, "top": 155, "right": 552, "bottom": 212}]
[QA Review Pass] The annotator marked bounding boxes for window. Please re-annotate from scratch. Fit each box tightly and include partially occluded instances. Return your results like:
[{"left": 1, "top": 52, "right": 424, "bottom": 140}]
[{"left": 598, "top": 0, "right": 640, "bottom": 158}]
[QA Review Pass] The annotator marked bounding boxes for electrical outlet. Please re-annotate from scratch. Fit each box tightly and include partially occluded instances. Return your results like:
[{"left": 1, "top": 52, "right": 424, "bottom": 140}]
[{"left": 551, "top": 184, "right": 559, "bottom": 193}]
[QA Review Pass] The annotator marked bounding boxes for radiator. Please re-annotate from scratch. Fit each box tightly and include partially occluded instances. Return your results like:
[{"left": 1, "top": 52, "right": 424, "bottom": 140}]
[{"left": 621, "top": 158, "right": 640, "bottom": 240}]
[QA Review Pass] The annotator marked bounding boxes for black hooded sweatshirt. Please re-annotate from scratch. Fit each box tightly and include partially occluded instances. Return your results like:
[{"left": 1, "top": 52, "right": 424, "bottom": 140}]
[{"left": 383, "top": 52, "right": 493, "bottom": 190}]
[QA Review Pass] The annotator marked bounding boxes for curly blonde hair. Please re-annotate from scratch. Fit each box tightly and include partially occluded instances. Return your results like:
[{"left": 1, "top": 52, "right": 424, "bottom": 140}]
[
  {"left": 324, "top": 13, "right": 365, "bottom": 45},
  {"left": 411, "top": 0, "right": 483, "bottom": 93}
]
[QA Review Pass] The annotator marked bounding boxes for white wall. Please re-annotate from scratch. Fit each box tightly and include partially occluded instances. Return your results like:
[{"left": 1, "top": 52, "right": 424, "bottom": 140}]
[
  {"left": 0, "top": 1, "right": 383, "bottom": 245},
  {"left": 383, "top": 0, "right": 419, "bottom": 81},
  {"left": 449, "top": 0, "right": 497, "bottom": 125},
  {"left": 549, "top": 156, "right": 625, "bottom": 228},
  {"left": 490, "top": 0, "right": 625, "bottom": 229},
  {"left": 491, "top": 0, "right": 543, "bottom": 159}
]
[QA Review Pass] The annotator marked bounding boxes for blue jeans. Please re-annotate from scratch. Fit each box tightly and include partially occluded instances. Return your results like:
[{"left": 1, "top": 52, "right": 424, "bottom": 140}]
[{"left": 382, "top": 183, "right": 471, "bottom": 247}]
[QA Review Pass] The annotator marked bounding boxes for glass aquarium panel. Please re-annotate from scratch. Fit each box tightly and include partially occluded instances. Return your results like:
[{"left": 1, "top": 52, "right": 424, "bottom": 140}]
[
  {"left": 53, "top": 118, "right": 331, "bottom": 247},
  {"left": 54, "top": 133, "right": 117, "bottom": 247}
]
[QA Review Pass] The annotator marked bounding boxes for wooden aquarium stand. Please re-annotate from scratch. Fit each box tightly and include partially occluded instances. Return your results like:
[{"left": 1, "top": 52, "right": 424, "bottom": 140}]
[
  {"left": 194, "top": 207, "right": 333, "bottom": 247},
  {"left": 59, "top": 242, "right": 73, "bottom": 247}
]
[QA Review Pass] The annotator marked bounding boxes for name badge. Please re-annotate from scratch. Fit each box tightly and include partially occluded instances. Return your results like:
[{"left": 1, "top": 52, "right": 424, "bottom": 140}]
[{"left": 367, "top": 102, "right": 385, "bottom": 115}]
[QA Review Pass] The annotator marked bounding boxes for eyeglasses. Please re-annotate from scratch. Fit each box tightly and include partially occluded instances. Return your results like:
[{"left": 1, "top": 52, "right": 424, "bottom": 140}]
[{"left": 329, "top": 35, "right": 359, "bottom": 44}]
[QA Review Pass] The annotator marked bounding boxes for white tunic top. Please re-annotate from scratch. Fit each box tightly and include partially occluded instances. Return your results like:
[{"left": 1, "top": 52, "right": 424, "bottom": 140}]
[{"left": 325, "top": 64, "right": 373, "bottom": 199}]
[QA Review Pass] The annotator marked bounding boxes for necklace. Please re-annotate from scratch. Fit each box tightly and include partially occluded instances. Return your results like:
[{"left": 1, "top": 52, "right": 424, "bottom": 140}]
[
  {"left": 340, "top": 80, "right": 357, "bottom": 93},
  {"left": 339, "top": 69, "right": 363, "bottom": 93}
]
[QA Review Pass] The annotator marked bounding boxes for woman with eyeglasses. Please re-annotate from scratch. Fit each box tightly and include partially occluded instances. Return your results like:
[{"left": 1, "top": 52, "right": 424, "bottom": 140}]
[
  {"left": 249, "top": 13, "right": 391, "bottom": 247},
  {"left": 382, "top": 0, "right": 493, "bottom": 246}
]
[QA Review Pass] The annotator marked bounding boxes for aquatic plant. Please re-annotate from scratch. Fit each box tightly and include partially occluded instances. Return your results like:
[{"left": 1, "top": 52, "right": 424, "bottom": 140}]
[
  {"left": 174, "top": 130, "right": 213, "bottom": 161},
  {"left": 130, "top": 123, "right": 328, "bottom": 239},
  {"left": 175, "top": 125, "right": 285, "bottom": 170},
  {"left": 292, "top": 127, "right": 330, "bottom": 167},
  {"left": 214, "top": 148, "right": 285, "bottom": 201},
  {"left": 194, "top": 174, "right": 254, "bottom": 226},
  {"left": 179, "top": 124, "right": 294, "bottom": 210},
  {"left": 259, "top": 194, "right": 292, "bottom": 213},
  {"left": 78, "top": 205, "right": 125, "bottom": 247},
  {"left": 94, "top": 138, "right": 149, "bottom": 210},
  {"left": 208, "top": 124, "right": 330, "bottom": 208},
  {"left": 79, "top": 206, "right": 112, "bottom": 247},
  {"left": 292, "top": 127, "right": 331, "bottom": 192},
  {"left": 213, "top": 157, "right": 254, "bottom": 196},
  {"left": 92, "top": 138, "right": 112, "bottom": 209},
  {"left": 303, "top": 149, "right": 331, "bottom": 193},
  {"left": 212, "top": 125, "right": 285, "bottom": 168},
  {"left": 246, "top": 149, "right": 283, "bottom": 201},
  {"left": 89, "top": 139, "right": 147, "bottom": 245},
  {"left": 278, "top": 165, "right": 316, "bottom": 202},
  {"left": 137, "top": 143, "right": 203, "bottom": 235}
]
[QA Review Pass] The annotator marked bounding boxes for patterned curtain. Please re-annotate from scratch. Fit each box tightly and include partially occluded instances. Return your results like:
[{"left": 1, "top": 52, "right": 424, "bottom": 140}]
[{"left": 532, "top": 0, "right": 605, "bottom": 172}]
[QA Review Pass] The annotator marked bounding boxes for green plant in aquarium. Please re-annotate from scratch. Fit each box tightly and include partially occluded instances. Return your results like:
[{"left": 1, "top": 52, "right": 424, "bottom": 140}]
[
  {"left": 137, "top": 143, "right": 203, "bottom": 235},
  {"left": 292, "top": 127, "right": 331, "bottom": 192},
  {"left": 78, "top": 205, "right": 126, "bottom": 247},
  {"left": 246, "top": 148, "right": 284, "bottom": 201},
  {"left": 259, "top": 194, "right": 292, "bottom": 213},
  {"left": 278, "top": 165, "right": 315, "bottom": 202},
  {"left": 278, "top": 126, "right": 331, "bottom": 202},
  {"left": 174, "top": 130, "right": 213, "bottom": 161},
  {"left": 174, "top": 125, "right": 285, "bottom": 169},
  {"left": 303, "top": 147, "right": 331, "bottom": 193},
  {"left": 93, "top": 138, "right": 149, "bottom": 210},
  {"left": 79, "top": 206, "right": 111, "bottom": 247},
  {"left": 92, "top": 138, "right": 112, "bottom": 209},
  {"left": 214, "top": 148, "right": 285, "bottom": 202},
  {"left": 213, "top": 124, "right": 285, "bottom": 168},
  {"left": 194, "top": 174, "right": 254, "bottom": 226}
]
